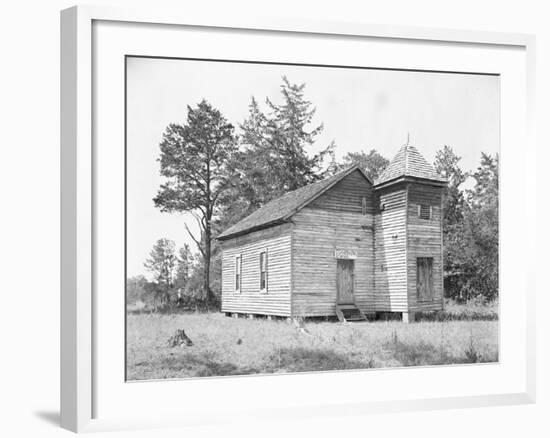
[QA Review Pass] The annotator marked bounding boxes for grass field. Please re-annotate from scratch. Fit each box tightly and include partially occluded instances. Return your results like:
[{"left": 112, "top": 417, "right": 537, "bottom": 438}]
[{"left": 126, "top": 305, "right": 498, "bottom": 380}]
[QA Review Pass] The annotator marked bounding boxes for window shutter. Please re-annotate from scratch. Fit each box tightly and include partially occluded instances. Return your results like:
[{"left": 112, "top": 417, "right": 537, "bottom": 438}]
[
  {"left": 259, "top": 249, "right": 268, "bottom": 293},
  {"left": 235, "top": 255, "right": 241, "bottom": 292},
  {"left": 419, "top": 204, "right": 431, "bottom": 220}
]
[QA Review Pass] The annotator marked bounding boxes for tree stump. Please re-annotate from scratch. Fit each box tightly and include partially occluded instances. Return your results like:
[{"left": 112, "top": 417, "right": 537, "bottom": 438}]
[{"left": 167, "top": 329, "right": 193, "bottom": 347}]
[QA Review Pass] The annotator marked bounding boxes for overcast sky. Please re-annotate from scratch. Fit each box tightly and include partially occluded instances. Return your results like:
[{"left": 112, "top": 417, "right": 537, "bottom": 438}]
[{"left": 126, "top": 57, "right": 499, "bottom": 279}]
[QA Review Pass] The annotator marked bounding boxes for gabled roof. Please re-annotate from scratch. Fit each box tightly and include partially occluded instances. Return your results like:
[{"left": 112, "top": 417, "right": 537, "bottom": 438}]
[
  {"left": 217, "top": 165, "right": 372, "bottom": 240},
  {"left": 374, "top": 143, "right": 446, "bottom": 187}
]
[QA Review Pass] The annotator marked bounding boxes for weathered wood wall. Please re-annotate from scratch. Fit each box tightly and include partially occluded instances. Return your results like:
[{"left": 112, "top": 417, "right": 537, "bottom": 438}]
[
  {"left": 292, "top": 171, "right": 375, "bottom": 316},
  {"left": 406, "top": 183, "right": 444, "bottom": 311},
  {"left": 374, "top": 186, "right": 408, "bottom": 311},
  {"left": 220, "top": 169, "right": 444, "bottom": 318},
  {"left": 292, "top": 207, "right": 375, "bottom": 316},
  {"left": 309, "top": 170, "right": 375, "bottom": 214},
  {"left": 221, "top": 224, "right": 292, "bottom": 316}
]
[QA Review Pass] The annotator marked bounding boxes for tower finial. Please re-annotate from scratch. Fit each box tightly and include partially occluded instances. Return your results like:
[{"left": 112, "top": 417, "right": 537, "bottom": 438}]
[{"left": 406, "top": 132, "right": 410, "bottom": 146}]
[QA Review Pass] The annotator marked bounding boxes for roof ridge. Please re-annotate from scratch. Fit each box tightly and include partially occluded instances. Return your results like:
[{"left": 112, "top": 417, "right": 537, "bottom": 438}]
[
  {"left": 268, "top": 164, "right": 360, "bottom": 200},
  {"left": 217, "top": 164, "right": 369, "bottom": 240},
  {"left": 255, "top": 165, "right": 355, "bottom": 209}
]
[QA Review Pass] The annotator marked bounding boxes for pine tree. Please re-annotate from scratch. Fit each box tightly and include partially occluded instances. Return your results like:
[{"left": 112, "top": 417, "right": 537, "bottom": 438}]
[
  {"left": 463, "top": 153, "right": 499, "bottom": 300},
  {"left": 434, "top": 145, "right": 467, "bottom": 227},
  {"left": 434, "top": 146, "right": 468, "bottom": 299},
  {"left": 434, "top": 148, "right": 499, "bottom": 302},
  {"left": 175, "top": 244, "right": 194, "bottom": 292},
  {"left": 262, "top": 76, "right": 331, "bottom": 192},
  {"left": 154, "top": 100, "right": 237, "bottom": 303},
  {"left": 216, "top": 77, "right": 333, "bottom": 232},
  {"left": 143, "top": 238, "right": 177, "bottom": 293}
]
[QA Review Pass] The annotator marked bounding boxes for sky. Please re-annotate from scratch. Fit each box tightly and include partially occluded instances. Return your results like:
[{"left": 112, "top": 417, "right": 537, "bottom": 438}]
[{"left": 126, "top": 56, "right": 499, "bottom": 279}]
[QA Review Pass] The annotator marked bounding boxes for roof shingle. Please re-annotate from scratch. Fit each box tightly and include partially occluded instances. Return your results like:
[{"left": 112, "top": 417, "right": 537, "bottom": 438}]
[
  {"left": 217, "top": 166, "right": 369, "bottom": 240},
  {"left": 375, "top": 144, "right": 446, "bottom": 186}
]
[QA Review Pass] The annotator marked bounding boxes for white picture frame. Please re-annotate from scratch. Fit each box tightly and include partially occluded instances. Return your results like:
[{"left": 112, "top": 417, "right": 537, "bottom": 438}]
[{"left": 60, "top": 5, "right": 536, "bottom": 433}]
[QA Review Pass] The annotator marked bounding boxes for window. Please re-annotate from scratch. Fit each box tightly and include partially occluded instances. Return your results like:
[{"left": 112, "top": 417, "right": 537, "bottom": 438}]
[
  {"left": 259, "top": 250, "right": 268, "bottom": 292},
  {"left": 235, "top": 255, "right": 241, "bottom": 292},
  {"left": 417, "top": 257, "right": 434, "bottom": 301},
  {"left": 418, "top": 204, "right": 432, "bottom": 220},
  {"left": 361, "top": 196, "right": 367, "bottom": 215}
]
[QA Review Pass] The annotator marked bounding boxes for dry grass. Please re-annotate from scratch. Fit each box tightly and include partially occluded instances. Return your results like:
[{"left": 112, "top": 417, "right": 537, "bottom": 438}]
[
  {"left": 441, "top": 299, "right": 499, "bottom": 320},
  {"left": 126, "top": 311, "right": 498, "bottom": 380}
]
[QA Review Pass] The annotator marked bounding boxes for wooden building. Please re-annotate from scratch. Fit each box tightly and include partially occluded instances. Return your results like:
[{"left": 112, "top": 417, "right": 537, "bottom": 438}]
[{"left": 217, "top": 144, "right": 447, "bottom": 322}]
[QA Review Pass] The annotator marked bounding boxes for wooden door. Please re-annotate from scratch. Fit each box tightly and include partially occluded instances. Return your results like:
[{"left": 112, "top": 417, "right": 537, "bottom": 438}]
[
  {"left": 337, "top": 259, "right": 355, "bottom": 304},
  {"left": 416, "top": 257, "right": 434, "bottom": 301}
]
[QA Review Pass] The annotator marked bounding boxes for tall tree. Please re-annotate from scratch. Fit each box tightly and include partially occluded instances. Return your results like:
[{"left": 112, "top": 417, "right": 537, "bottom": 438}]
[
  {"left": 468, "top": 153, "right": 499, "bottom": 209},
  {"left": 463, "top": 153, "right": 499, "bottom": 300},
  {"left": 154, "top": 100, "right": 237, "bottom": 302},
  {"left": 175, "top": 244, "right": 194, "bottom": 291},
  {"left": 143, "top": 238, "right": 177, "bottom": 293},
  {"left": 434, "top": 146, "right": 469, "bottom": 299},
  {"left": 216, "top": 77, "right": 333, "bottom": 231},
  {"left": 434, "top": 145, "right": 467, "bottom": 227},
  {"left": 261, "top": 76, "right": 332, "bottom": 191},
  {"left": 434, "top": 148, "right": 499, "bottom": 302},
  {"left": 332, "top": 149, "right": 389, "bottom": 181},
  {"left": 126, "top": 275, "right": 148, "bottom": 305}
]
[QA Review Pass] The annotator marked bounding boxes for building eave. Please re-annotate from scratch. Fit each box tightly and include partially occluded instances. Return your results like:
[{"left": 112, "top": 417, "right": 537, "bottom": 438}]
[
  {"left": 217, "top": 165, "right": 373, "bottom": 241},
  {"left": 373, "top": 175, "right": 447, "bottom": 190},
  {"left": 216, "top": 219, "right": 289, "bottom": 241}
]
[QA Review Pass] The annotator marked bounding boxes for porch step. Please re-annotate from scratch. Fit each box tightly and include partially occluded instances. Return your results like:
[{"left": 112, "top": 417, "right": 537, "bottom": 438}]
[{"left": 335, "top": 304, "right": 368, "bottom": 323}]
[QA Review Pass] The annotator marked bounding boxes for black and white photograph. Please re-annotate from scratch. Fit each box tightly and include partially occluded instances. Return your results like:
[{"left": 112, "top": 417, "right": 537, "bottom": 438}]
[
  {"left": 125, "top": 57, "right": 499, "bottom": 381},
  {"left": 2, "top": 0, "right": 546, "bottom": 435}
]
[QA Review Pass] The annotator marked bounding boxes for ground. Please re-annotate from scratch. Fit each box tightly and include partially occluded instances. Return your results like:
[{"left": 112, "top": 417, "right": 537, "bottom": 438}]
[{"left": 126, "top": 303, "right": 498, "bottom": 380}]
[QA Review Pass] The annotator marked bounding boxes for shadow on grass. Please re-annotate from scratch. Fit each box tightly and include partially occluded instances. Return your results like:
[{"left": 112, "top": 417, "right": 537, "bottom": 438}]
[
  {"left": 386, "top": 336, "right": 498, "bottom": 367},
  {"left": 157, "top": 353, "right": 261, "bottom": 377},
  {"left": 266, "top": 347, "right": 374, "bottom": 373},
  {"left": 150, "top": 348, "right": 375, "bottom": 377}
]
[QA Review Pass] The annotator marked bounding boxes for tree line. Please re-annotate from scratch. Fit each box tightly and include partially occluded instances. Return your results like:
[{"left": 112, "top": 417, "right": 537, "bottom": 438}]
[
  {"left": 436, "top": 147, "right": 498, "bottom": 301},
  {"left": 126, "top": 76, "right": 498, "bottom": 310}
]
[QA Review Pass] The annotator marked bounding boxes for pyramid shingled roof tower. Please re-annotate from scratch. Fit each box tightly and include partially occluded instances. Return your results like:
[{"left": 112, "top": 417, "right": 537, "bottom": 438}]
[{"left": 374, "top": 141, "right": 446, "bottom": 187}]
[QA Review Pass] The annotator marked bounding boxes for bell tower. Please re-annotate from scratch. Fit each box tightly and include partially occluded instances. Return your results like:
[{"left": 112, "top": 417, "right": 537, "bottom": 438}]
[{"left": 373, "top": 142, "right": 447, "bottom": 322}]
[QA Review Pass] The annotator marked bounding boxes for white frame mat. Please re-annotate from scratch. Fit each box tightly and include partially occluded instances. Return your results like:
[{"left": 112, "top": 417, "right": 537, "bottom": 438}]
[{"left": 61, "top": 5, "right": 536, "bottom": 433}]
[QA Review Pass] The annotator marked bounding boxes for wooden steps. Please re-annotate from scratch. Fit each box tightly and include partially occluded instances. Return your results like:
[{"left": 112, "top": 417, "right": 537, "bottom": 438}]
[{"left": 335, "top": 304, "right": 368, "bottom": 322}]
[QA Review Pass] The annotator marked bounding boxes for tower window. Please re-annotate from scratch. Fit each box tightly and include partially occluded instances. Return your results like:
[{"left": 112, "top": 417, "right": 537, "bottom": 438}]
[{"left": 418, "top": 204, "right": 432, "bottom": 220}]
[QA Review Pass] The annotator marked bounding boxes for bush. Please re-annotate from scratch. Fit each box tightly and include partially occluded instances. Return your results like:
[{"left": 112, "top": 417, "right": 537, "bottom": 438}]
[{"left": 415, "top": 298, "right": 498, "bottom": 322}]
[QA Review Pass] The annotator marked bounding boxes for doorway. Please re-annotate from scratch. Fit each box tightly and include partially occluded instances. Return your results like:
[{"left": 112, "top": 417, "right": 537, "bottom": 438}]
[{"left": 336, "top": 259, "right": 355, "bottom": 304}]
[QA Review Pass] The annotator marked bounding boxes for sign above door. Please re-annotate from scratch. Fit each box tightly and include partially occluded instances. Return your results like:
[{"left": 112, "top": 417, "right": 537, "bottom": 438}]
[{"left": 334, "top": 248, "right": 358, "bottom": 260}]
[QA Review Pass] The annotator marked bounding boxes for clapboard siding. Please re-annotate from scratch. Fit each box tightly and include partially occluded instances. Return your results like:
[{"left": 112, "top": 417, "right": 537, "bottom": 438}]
[
  {"left": 374, "top": 187, "right": 408, "bottom": 311},
  {"left": 221, "top": 226, "right": 292, "bottom": 316},
  {"left": 309, "top": 169, "right": 375, "bottom": 214},
  {"left": 406, "top": 183, "right": 444, "bottom": 311},
  {"left": 292, "top": 206, "right": 375, "bottom": 317},
  {"left": 219, "top": 161, "right": 445, "bottom": 318}
]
